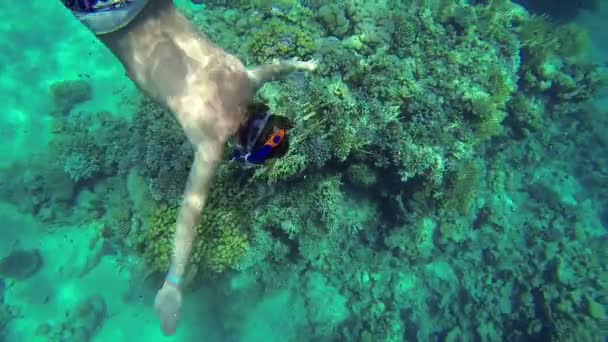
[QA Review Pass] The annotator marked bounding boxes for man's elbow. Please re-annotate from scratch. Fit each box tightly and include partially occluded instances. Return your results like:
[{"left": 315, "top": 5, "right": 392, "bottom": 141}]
[
  {"left": 246, "top": 70, "right": 262, "bottom": 91},
  {"left": 184, "top": 193, "right": 204, "bottom": 212}
]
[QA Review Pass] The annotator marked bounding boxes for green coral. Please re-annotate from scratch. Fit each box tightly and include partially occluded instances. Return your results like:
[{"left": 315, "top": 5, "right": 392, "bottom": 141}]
[
  {"left": 507, "top": 93, "right": 545, "bottom": 135},
  {"left": 465, "top": 92, "right": 508, "bottom": 143},
  {"left": 392, "top": 14, "right": 419, "bottom": 57},
  {"left": 346, "top": 163, "right": 378, "bottom": 188},
  {"left": 440, "top": 159, "right": 482, "bottom": 215},
  {"left": 264, "top": 153, "right": 308, "bottom": 183},
  {"left": 247, "top": 18, "right": 316, "bottom": 64},
  {"left": 317, "top": 4, "right": 351, "bottom": 37},
  {"left": 516, "top": 15, "right": 599, "bottom": 97}
]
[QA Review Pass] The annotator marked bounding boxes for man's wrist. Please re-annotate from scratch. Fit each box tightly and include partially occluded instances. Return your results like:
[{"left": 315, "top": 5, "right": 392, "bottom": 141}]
[
  {"left": 165, "top": 274, "right": 182, "bottom": 287},
  {"left": 165, "top": 264, "right": 183, "bottom": 288}
]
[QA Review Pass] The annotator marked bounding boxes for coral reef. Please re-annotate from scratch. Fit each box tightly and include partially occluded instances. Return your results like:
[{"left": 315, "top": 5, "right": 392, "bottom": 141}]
[
  {"left": 50, "top": 111, "right": 129, "bottom": 184},
  {"left": 0, "top": 156, "right": 75, "bottom": 222},
  {"left": 2, "top": 0, "right": 606, "bottom": 340}
]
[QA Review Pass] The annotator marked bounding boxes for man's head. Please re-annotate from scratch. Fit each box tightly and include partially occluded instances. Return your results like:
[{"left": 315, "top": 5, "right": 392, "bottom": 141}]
[{"left": 233, "top": 103, "right": 293, "bottom": 165}]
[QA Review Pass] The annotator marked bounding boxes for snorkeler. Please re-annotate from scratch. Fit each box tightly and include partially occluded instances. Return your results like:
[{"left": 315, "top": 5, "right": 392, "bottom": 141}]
[{"left": 61, "top": 0, "right": 316, "bottom": 336}]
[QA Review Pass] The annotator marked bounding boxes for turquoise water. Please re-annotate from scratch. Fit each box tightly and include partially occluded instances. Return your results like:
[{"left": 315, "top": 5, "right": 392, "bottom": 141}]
[{"left": 1, "top": 1, "right": 606, "bottom": 341}]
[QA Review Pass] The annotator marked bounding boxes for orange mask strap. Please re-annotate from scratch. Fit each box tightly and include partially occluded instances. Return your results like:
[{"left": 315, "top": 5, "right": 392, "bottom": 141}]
[{"left": 265, "top": 129, "right": 286, "bottom": 148}]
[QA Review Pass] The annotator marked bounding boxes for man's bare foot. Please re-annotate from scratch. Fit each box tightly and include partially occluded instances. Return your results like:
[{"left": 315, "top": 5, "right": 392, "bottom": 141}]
[{"left": 154, "top": 282, "right": 183, "bottom": 336}]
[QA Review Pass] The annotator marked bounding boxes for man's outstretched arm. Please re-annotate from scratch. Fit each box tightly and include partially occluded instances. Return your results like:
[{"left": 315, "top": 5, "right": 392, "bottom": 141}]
[
  {"left": 154, "top": 138, "right": 223, "bottom": 335},
  {"left": 247, "top": 58, "right": 318, "bottom": 93},
  {"left": 168, "top": 139, "right": 223, "bottom": 282}
]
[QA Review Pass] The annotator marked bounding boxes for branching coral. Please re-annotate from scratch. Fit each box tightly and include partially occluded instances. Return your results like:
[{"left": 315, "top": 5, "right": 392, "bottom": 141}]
[
  {"left": 518, "top": 14, "right": 591, "bottom": 66},
  {"left": 507, "top": 93, "right": 545, "bottom": 135},
  {"left": 0, "top": 110, "right": 131, "bottom": 220},
  {"left": 50, "top": 117, "right": 105, "bottom": 181},
  {"left": 62, "top": 152, "right": 101, "bottom": 182},
  {"left": 49, "top": 111, "right": 132, "bottom": 185},
  {"left": 126, "top": 97, "right": 193, "bottom": 204},
  {"left": 311, "top": 176, "right": 344, "bottom": 233},
  {"left": 464, "top": 92, "right": 508, "bottom": 143},
  {"left": 392, "top": 136, "right": 446, "bottom": 185}
]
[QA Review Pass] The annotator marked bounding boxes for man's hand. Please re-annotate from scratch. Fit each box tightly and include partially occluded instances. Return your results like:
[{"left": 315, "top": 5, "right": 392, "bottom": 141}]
[
  {"left": 286, "top": 58, "right": 318, "bottom": 72},
  {"left": 248, "top": 58, "right": 319, "bottom": 92},
  {"left": 154, "top": 282, "right": 183, "bottom": 336}
]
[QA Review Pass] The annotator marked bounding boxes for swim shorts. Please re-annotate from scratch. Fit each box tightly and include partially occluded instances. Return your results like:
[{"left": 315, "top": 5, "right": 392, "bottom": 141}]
[{"left": 62, "top": 0, "right": 150, "bottom": 35}]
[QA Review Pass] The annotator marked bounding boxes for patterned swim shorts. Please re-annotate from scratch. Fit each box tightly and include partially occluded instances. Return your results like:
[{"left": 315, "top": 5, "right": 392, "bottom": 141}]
[{"left": 63, "top": 0, "right": 150, "bottom": 35}]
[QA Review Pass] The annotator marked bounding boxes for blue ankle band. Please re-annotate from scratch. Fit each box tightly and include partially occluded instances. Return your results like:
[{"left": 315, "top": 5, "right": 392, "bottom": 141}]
[
  {"left": 166, "top": 273, "right": 181, "bottom": 286},
  {"left": 166, "top": 264, "right": 181, "bottom": 286}
]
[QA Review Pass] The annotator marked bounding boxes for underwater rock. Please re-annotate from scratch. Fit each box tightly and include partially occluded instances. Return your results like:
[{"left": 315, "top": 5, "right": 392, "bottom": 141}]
[
  {"left": 0, "top": 302, "right": 13, "bottom": 336},
  {"left": 304, "top": 272, "right": 349, "bottom": 337},
  {"left": 0, "top": 249, "right": 43, "bottom": 280},
  {"left": 49, "top": 79, "right": 93, "bottom": 115},
  {"left": 512, "top": 0, "right": 598, "bottom": 20},
  {"left": 599, "top": 209, "right": 608, "bottom": 231},
  {"left": 585, "top": 295, "right": 606, "bottom": 320},
  {"left": 36, "top": 295, "right": 107, "bottom": 341},
  {"left": 73, "top": 296, "right": 107, "bottom": 337},
  {"left": 68, "top": 234, "right": 105, "bottom": 277}
]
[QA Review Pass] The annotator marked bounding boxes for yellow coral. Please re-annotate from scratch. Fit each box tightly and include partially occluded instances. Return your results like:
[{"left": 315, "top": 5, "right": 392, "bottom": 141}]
[
  {"left": 141, "top": 205, "right": 176, "bottom": 272},
  {"left": 196, "top": 211, "right": 249, "bottom": 273},
  {"left": 141, "top": 203, "right": 249, "bottom": 275}
]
